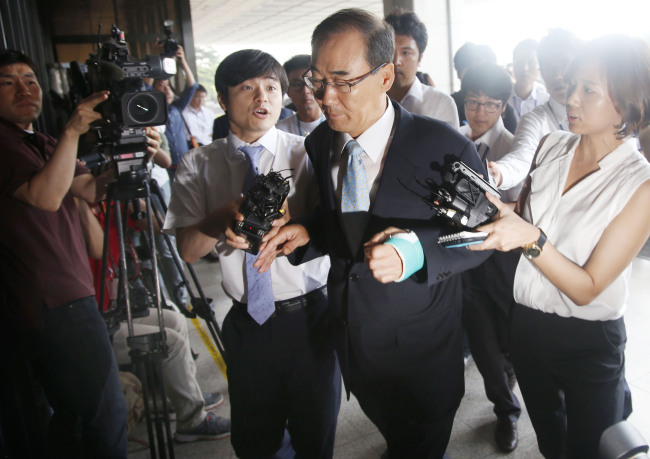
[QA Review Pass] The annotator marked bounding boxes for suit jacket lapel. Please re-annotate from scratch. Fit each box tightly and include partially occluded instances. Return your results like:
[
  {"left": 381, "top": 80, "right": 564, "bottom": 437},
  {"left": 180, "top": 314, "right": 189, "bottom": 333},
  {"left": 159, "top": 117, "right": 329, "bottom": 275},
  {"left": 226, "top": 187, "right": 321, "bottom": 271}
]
[{"left": 372, "top": 102, "right": 419, "bottom": 217}]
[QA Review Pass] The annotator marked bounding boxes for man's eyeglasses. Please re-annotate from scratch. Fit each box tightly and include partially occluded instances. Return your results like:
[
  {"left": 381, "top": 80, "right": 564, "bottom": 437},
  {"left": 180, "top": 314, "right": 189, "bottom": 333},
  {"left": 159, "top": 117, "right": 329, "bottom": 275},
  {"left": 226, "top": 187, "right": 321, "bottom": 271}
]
[
  {"left": 303, "top": 63, "right": 388, "bottom": 99},
  {"left": 464, "top": 99, "right": 503, "bottom": 113}
]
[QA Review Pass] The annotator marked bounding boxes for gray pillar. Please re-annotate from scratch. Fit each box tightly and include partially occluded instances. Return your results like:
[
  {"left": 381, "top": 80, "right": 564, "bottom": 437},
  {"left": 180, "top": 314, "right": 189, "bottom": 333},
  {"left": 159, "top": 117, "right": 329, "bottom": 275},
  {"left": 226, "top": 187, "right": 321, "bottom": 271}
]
[{"left": 383, "top": 0, "right": 463, "bottom": 94}]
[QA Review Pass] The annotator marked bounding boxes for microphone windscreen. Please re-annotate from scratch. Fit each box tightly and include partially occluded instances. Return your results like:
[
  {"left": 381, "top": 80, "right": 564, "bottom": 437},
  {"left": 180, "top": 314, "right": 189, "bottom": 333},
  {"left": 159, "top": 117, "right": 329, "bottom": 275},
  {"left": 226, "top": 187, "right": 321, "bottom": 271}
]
[{"left": 97, "top": 61, "right": 125, "bottom": 81}]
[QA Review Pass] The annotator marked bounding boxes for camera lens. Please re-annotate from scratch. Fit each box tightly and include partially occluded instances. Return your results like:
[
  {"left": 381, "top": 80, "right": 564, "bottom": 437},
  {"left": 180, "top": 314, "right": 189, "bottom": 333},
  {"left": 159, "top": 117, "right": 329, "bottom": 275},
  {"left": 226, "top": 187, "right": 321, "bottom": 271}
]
[{"left": 126, "top": 92, "right": 160, "bottom": 124}]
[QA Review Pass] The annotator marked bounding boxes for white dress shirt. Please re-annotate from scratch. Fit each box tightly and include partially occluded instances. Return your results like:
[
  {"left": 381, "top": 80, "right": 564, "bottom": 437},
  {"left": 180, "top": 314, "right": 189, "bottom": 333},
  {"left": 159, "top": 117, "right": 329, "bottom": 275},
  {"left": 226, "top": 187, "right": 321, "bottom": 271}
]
[
  {"left": 330, "top": 98, "right": 396, "bottom": 206},
  {"left": 496, "top": 97, "right": 568, "bottom": 191},
  {"left": 514, "top": 131, "right": 650, "bottom": 320},
  {"left": 459, "top": 117, "right": 517, "bottom": 202},
  {"left": 182, "top": 105, "right": 215, "bottom": 146},
  {"left": 163, "top": 127, "right": 329, "bottom": 302},
  {"left": 276, "top": 113, "right": 325, "bottom": 137},
  {"left": 398, "top": 78, "right": 460, "bottom": 129},
  {"left": 508, "top": 81, "right": 549, "bottom": 122}
]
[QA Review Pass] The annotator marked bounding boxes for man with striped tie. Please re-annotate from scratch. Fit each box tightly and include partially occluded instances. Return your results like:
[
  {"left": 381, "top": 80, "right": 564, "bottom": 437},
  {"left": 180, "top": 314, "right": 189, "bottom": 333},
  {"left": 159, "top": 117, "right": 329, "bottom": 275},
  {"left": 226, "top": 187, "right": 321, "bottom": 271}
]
[{"left": 257, "top": 9, "right": 491, "bottom": 458}]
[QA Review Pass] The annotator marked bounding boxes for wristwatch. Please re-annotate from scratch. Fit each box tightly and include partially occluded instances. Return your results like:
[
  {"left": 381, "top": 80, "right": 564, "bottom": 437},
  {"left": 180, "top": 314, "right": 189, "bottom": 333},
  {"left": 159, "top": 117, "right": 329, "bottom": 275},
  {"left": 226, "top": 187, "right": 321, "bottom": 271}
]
[{"left": 522, "top": 228, "right": 547, "bottom": 260}]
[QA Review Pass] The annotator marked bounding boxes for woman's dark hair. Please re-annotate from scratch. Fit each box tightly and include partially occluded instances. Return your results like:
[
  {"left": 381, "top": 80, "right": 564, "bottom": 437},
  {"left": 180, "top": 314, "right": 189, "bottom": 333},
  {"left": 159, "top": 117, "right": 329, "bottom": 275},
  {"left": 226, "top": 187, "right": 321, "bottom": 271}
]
[
  {"left": 385, "top": 9, "right": 428, "bottom": 56},
  {"left": 214, "top": 49, "right": 288, "bottom": 103},
  {"left": 565, "top": 34, "right": 650, "bottom": 137},
  {"left": 0, "top": 49, "right": 38, "bottom": 74},
  {"left": 461, "top": 63, "right": 513, "bottom": 105},
  {"left": 311, "top": 8, "right": 394, "bottom": 69}
]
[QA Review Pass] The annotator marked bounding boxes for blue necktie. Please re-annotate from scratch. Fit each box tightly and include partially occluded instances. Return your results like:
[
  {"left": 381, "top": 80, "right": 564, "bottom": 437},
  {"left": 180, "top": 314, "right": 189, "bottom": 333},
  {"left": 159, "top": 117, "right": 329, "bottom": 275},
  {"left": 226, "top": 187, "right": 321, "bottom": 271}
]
[
  {"left": 341, "top": 139, "right": 370, "bottom": 212},
  {"left": 238, "top": 145, "right": 275, "bottom": 325}
]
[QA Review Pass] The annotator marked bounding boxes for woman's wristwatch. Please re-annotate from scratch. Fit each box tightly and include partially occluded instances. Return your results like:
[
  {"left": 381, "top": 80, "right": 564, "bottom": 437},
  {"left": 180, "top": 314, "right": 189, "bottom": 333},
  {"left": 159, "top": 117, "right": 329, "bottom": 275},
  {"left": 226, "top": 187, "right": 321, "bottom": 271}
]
[{"left": 522, "top": 228, "right": 547, "bottom": 260}]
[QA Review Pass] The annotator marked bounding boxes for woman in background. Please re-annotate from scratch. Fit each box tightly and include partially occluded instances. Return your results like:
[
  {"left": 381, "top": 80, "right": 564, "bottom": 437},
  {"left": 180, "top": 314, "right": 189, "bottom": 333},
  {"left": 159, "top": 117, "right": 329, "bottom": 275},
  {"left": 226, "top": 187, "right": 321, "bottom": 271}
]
[{"left": 470, "top": 35, "right": 650, "bottom": 458}]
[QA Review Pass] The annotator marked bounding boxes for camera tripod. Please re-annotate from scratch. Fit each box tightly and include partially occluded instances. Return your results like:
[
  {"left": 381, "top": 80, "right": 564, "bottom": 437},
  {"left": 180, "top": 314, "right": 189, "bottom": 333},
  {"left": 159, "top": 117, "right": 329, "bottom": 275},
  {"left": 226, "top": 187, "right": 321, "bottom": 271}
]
[{"left": 98, "top": 171, "right": 226, "bottom": 459}]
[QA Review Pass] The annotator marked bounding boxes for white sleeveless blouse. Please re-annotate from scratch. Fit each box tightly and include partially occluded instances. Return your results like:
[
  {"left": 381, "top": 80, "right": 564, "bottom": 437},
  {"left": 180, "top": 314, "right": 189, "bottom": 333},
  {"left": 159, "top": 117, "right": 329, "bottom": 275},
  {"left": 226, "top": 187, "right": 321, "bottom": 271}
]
[{"left": 514, "top": 131, "right": 650, "bottom": 320}]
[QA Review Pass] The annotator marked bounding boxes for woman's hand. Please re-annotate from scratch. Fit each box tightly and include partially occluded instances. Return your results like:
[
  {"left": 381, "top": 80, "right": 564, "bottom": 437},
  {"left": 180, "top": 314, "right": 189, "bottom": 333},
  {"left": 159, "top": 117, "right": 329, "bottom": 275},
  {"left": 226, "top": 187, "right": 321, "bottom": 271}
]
[{"left": 468, "top": 192, "right": 541, "bottom": 252}]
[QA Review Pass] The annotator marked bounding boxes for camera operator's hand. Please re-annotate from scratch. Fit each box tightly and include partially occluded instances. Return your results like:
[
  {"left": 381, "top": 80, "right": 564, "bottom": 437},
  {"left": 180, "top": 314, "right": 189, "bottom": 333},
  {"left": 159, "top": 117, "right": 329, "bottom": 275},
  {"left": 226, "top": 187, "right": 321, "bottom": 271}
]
[
  {"left": 364, "top": 228, "right": 408, "bottom": 283},
  {"left": 254, "top": 224, "right": 310, "bottom": 273},
  {"left": 64, "top": 91, "right": 108, "bottom": 137},
  {"left": 211, "top": 197, "right": 249, "bottom": 250},
  {"left": 174, "top": 45, "right": 187, "bottom": 63},
  {"left": 144, "top": 127, "right": 162, "bottom": 161},
  {"left": 174, "top": 45, "right": 196, "bottom": 87},
  {"left": 178, "top": 197, "right": 248, "bottom": 263}
]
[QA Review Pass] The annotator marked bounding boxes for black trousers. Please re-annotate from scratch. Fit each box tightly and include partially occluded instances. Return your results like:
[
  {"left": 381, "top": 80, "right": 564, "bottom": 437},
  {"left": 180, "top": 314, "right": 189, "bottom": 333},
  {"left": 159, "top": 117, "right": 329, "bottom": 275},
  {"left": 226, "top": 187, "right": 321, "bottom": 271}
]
[
  {"left": 14, "top": 297, "right": 128, "bottom": 458},
  {"left": 510, "top": 303, "right": 628, "bottom": 459},
  {"left": 345, "top": 302, "right": 465, "bottom": 459},
  {"left": 462, "top": 252, "right": 521, "bottom": 423},
  {"left": 222, "top": 291, "right": 341, "bottom": 459}
]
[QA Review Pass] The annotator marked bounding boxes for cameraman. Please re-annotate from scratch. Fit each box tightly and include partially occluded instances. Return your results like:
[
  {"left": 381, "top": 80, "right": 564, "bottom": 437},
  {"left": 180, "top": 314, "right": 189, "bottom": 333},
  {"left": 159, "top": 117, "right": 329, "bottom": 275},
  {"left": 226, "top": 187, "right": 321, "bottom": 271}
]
[
  {"left": 152, "top": 44, "right": 198, "bottom": 180},
  {"left": 0, "top": 50, "right": 127, "bottom": 457}
]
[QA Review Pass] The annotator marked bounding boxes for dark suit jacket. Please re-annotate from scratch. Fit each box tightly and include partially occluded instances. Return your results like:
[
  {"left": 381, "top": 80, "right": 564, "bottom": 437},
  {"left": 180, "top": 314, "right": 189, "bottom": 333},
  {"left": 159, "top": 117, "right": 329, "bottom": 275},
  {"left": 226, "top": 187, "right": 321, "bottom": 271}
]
[{"left": 296, "top": 101, "right": 492, "bottom": 377}]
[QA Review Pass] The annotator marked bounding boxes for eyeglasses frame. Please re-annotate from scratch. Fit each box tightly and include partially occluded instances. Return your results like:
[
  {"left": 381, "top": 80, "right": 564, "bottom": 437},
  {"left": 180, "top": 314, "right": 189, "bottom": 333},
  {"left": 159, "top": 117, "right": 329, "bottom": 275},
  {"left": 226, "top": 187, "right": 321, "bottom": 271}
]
[{"left": 303, "top": 62, "right": 388, "bottom": 98}]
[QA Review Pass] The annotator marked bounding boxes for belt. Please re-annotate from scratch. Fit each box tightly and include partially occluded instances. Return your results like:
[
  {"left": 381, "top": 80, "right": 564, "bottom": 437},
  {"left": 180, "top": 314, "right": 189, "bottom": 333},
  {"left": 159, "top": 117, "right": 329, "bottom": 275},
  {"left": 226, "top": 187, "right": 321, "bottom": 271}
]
[{"left": 233, "top": 285, "right": 327, "bottom": 318}]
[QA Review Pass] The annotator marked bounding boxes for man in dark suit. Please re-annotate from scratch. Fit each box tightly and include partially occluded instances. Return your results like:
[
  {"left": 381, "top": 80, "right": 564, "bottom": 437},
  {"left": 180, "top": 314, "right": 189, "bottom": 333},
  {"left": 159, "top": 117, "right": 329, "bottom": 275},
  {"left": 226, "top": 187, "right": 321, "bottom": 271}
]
[{"left": 256, "top": 8, "right": 491, "bottom": 458}]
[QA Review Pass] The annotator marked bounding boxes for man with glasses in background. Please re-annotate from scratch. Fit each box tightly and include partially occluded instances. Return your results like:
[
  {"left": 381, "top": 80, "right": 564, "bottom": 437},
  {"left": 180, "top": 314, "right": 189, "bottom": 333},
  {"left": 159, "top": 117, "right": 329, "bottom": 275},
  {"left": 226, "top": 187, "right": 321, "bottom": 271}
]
[
  {"left": 276, "top": 55, "right": 325, "bottom": 137},
  {"left": 257, "top": 8, "right": 491, "bottom": 458},
  {"left": 456, "top": 63, "right": 523, "bottom": 452}
]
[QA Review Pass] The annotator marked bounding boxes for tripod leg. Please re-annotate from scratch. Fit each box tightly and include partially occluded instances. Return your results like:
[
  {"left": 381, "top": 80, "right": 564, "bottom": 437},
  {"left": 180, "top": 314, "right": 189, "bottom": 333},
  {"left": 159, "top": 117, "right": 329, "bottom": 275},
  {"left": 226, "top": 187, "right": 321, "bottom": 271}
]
[{"left": 149, "top": 179, "right": 227, "bottom": 359}]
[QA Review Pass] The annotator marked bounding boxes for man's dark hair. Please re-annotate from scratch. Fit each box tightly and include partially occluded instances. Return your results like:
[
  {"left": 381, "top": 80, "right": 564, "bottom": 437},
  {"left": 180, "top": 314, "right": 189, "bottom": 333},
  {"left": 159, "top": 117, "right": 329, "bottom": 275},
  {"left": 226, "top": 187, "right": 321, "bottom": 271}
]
[
  {"left": 214, "top": 49, "right": 288, "bottom": 103},
  {"left": 283, "top": 54, "right": 311, "bottom": 75},
  {"left": 453, "top": 43, "right": 496, "bottom": 75},
  {"left": 384, "top": 9, "right": 428, "bottom": 55},
  {"left": 537, "top": 29, "right": 583, "bottom": 72},
  {"left": 196, "top": 84, "right": 208, "bottom": 93},
  {"left": 0, "top": 49, "right": 38, "bottom": 74},
  {"left": 311, "top": 8, "right": 394, "bottom": 69},
  {"left": 513, "top": 39, "right": 538, "bottom": 60},
  {"left": 461, "top": 63, "right": 513, "bottom": 105}
]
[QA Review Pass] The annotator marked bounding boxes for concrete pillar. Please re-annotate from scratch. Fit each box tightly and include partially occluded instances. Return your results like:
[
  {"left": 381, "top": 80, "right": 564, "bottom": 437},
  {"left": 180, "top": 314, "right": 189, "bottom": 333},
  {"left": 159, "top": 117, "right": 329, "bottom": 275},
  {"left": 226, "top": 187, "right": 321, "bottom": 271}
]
[{"left": 383, "top": 0, "right": 463, "bottom": 94}]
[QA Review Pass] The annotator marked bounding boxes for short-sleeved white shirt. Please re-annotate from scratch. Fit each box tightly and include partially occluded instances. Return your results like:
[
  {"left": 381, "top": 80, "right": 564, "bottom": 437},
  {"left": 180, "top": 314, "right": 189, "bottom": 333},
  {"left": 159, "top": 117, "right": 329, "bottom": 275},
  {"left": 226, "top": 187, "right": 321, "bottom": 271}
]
[{"left": 163, "top": 127, "right": 329, "bottom": 302}]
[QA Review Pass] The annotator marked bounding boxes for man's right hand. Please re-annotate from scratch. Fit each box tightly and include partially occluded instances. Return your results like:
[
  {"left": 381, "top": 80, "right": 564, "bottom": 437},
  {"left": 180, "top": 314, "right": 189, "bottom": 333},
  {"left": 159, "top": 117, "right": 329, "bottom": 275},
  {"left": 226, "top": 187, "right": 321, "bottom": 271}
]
[{"left": 64, "top": 91, "right": 108, "bottom": 137}]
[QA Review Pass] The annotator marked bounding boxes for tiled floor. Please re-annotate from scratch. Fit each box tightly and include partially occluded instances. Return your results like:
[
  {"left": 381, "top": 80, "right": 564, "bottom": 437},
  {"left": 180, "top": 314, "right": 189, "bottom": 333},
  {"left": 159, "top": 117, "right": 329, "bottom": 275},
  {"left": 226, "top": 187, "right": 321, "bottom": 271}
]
[{"left": 127, "top": 256, "right": 650, "bottom": 458}]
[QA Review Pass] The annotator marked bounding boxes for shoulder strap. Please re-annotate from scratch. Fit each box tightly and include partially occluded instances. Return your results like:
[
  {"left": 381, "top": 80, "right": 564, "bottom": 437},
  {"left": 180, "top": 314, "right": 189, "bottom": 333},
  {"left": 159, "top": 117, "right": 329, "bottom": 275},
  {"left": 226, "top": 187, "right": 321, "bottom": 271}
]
[{"left": 514, "top": 133, "right": 550, "bottom": 216}]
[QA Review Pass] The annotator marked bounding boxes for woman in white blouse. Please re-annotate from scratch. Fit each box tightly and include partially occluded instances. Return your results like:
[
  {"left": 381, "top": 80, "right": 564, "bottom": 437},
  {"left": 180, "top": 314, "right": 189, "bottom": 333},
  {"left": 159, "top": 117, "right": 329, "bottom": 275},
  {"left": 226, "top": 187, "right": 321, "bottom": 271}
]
[{"left": 469, "top": 35, "right": 650, "bottom": 458}]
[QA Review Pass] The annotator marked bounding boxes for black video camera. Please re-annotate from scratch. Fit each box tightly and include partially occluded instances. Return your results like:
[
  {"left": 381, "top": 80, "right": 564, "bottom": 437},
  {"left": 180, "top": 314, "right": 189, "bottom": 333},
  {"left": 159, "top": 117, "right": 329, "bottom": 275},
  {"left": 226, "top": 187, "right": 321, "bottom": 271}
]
[
  {"left": 74, "top": 24, "right": 176, "bottom": 180},
  {"left": 236, "top": 170, "right": 291, "bottom": 255},
  {"left": 161, "top": 20, "right": 180, "bottom": 58},
  {"left": 426, "top": 161, "right": 500, "bottom": 229}
]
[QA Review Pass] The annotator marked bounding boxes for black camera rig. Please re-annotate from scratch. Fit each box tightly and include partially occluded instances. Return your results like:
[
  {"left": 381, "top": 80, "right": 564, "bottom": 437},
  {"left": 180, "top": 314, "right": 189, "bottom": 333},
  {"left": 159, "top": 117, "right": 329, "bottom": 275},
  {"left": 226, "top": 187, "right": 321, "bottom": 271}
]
[
  {"left": 236, "top": 170, "right": 291, "bottom": 255},
  {"left": 162, "top": 20, "right": 180, "bottom": 58},
  {"left": 425, "top": 161, "right": 500, "bottom": 229},
  {"left": 74, "top": 24, "right": 176, "bottom": 182}
]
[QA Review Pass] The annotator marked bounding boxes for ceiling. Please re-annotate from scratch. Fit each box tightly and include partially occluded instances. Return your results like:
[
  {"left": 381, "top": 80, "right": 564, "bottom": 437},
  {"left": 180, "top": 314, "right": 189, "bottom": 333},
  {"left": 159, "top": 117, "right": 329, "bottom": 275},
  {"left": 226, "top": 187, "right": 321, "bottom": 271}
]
[{"left": 189, "top": 0, "right": 384, "bottom": 49}]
